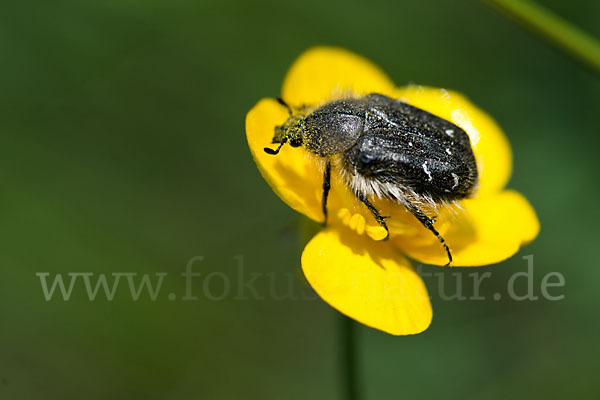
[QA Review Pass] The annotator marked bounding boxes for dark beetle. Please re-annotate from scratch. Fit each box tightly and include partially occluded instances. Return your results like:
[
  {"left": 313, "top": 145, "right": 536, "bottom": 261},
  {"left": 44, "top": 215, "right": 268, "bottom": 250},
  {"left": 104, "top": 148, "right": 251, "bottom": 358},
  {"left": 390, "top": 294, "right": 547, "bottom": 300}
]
[{"left": 264, "top": 93, "right": 478, "bottom": 265}]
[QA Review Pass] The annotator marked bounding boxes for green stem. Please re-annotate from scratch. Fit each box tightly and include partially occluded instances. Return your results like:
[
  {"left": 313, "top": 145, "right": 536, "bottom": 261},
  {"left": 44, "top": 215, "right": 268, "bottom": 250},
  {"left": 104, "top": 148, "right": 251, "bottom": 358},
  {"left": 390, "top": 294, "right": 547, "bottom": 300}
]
[
  {"left": 300, "top": 217, "right": 358, "bottom": 399},
  {"left": 339, "top": 314, "right": 358, "bottom": 400},
  {"left": 483, "top": 0, "right": 600, "bottom": 76}
]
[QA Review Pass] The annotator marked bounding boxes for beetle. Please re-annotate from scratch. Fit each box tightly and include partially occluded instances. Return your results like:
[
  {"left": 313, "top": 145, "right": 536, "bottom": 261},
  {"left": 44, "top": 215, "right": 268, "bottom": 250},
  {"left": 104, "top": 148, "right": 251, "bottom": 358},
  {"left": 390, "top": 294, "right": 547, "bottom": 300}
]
[{"left": 264, "top": 93, "right": 479, "bottom": 266}]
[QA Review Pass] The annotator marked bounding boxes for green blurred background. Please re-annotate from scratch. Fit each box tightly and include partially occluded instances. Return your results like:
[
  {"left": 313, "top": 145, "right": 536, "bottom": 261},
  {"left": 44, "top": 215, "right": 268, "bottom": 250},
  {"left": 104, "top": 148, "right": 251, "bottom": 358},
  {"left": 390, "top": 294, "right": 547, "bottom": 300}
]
[{"left": 1, "top": 0, "right": 599, "bottom": 399}]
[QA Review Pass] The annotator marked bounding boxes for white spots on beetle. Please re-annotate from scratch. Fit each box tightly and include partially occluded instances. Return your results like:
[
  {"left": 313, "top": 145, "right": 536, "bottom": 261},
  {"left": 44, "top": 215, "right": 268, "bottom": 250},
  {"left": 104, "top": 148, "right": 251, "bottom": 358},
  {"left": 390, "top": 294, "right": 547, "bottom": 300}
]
[
  {"left": 451, "top": 109, "right": 480, "bottom": 145},
  {"left": 445, "top": 129, "right": 455, "bottom": 137},
  {"left": 371, "top": 108, "right": 387, "bottom": 119},
  {"left": 445, "top": 148, "right": 452, "bottom": 155},
  {"left": 422, "top": 161, "right": 433, "bottom": 182},
  {"left": 451, "top": 173, "right": 459, "bottom": 189},
  {"left": 368, "top": 108, "right": 399, "bottom": 127}
]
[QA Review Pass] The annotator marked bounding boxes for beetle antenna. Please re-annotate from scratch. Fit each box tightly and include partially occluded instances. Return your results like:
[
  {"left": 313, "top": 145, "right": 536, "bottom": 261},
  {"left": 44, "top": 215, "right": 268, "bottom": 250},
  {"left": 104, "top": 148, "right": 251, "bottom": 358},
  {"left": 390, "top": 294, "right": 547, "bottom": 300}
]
[
  {"left": 264, "top": 138, "right": 287, "bottom": 155},
  {"left": 277, "top": 97, "right": 293, "bottom": 116}
]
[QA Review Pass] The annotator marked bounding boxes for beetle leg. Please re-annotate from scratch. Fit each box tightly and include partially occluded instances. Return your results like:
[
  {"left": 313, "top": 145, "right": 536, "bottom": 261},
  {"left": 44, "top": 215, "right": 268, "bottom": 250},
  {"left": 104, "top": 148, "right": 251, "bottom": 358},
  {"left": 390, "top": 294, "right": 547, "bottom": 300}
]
[
  {"left": 322, "top": 161, "right": 331, "bottom": 224},
  {"left": 402, "top": 199, "right": 452, "bottom": 266},
  {"left": 356, "top": 192, "right": 389, "bottom": 240}
]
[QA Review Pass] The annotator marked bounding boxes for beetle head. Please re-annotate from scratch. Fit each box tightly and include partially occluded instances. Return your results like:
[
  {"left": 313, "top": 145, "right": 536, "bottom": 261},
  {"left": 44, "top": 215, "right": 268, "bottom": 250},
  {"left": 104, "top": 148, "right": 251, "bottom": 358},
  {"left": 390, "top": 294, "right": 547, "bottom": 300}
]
[{"left": 264, "top": 114, "right": 305, "bottom": 155}]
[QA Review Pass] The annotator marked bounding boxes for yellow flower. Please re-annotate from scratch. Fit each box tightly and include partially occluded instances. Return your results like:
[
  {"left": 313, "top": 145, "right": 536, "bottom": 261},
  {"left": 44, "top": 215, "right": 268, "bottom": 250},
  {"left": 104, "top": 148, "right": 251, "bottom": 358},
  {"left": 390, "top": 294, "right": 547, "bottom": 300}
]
[{"left": 245, "top": 46, "right": 539, "bottom": 335}]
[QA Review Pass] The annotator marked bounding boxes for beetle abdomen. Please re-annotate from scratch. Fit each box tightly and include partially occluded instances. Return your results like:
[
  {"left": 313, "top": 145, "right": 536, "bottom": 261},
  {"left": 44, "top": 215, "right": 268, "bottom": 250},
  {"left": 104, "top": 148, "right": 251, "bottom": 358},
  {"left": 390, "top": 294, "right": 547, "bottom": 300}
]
[
  {"left": 339, "top": 93, "right": 478, "bottom": 202},
  {"left": 345, "top": 130, "right": 477, "bottom": 200}
]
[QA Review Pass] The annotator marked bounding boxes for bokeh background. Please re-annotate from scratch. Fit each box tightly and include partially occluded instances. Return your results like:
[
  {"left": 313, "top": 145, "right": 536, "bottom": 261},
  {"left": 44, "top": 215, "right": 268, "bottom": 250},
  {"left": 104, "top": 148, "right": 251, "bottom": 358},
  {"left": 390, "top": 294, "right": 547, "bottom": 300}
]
[{"left": 1, "top": 0, "right": 599, "bottom": 399}]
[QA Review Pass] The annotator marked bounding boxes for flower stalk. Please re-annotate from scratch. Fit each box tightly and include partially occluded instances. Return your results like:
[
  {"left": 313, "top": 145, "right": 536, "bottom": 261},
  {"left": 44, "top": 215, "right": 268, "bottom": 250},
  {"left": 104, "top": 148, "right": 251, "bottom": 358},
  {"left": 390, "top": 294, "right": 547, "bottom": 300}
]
[
  {"left": 339, "top": 314, "right": 359, "bottom": 400},
  {"left": 484, "top": 0, "right": 600, "bottom": 76}
]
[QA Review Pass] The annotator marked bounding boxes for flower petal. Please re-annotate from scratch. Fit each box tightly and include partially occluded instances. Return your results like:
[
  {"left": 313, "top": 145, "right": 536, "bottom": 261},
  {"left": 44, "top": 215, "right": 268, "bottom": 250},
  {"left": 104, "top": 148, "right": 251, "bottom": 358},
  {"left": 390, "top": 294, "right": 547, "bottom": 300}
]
[
  {"left": 394, "top": 190, "right": 540, "bottom": 267},
  {"left": 394, "top": 86, "right": 512, "bottom": 194},
  {"left": 302, "top": 227, "right": 432, "bottom": 335},
  {"left": 282, "top": 46, "right": 396, "bottom": 107}
]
